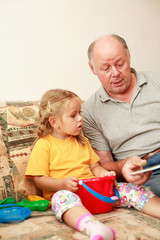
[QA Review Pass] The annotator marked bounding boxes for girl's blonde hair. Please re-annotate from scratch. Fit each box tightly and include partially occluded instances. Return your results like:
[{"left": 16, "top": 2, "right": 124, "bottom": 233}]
[{"left": 36, "top": 89, "right": 86, "bottom": 145}]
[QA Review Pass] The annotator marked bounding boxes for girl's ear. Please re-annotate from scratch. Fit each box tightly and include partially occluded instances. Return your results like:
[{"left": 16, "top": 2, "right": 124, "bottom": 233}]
[{"left": 49, "top": 116, "right": 55, "bottom": 127}]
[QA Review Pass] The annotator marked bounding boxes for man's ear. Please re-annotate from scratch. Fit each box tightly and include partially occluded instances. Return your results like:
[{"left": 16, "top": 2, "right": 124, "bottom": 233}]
[
  {"left": 49, "top": 116, "right": 55, "bottom": 127},
  {"left": 88, "top": 61, "right": 97, "bottom": 75},
  {"left": 127, "top": 50, "right": 131, "bottom": 63}
]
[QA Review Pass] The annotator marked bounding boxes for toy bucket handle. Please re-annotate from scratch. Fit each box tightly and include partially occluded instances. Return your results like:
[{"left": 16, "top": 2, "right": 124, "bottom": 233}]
[{"left": 79, "top": 180, "right": 120, "bottom": 203}]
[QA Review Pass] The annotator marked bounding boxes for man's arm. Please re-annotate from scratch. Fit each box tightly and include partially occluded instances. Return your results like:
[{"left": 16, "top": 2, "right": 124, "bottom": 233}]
[{"left": 94, "top": 148, "right": 151, "bottom": 185}]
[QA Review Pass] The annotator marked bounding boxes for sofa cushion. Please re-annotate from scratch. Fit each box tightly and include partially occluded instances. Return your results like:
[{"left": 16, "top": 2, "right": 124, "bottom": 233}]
[{"left": 0, "top": 101, "right": 42, "bottom": 201}]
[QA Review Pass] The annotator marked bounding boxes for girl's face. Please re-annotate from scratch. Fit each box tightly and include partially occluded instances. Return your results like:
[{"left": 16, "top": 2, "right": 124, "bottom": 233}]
[{"left": 52, "top": 97, "right": 82, "bottom": 139}]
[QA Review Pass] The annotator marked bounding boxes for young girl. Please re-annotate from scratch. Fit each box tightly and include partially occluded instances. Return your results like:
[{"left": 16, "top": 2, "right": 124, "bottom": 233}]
[{"left": 25, "top": 89, "right": 160, "bottom": 240}]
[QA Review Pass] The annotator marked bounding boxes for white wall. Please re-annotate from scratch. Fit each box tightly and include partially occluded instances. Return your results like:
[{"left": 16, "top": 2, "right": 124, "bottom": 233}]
[{"left": 0, "top": 0, "right": 160, "bottom": 101}]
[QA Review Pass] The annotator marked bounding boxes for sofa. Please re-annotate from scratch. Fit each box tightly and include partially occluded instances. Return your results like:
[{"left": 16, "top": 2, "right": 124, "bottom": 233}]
[{"left": 0, "top": 100, "right": 160, "bottom": 240}]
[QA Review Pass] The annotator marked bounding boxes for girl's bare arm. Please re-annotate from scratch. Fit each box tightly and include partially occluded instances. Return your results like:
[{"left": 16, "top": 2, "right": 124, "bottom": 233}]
[{"left": 34, "top": 175, "right": 79, "bottom": 193}]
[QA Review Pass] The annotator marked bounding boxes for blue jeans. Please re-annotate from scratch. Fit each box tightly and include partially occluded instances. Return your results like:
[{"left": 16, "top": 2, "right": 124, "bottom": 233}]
[{"left": 143, "top": 152, "right": 160, "bottom": 197}]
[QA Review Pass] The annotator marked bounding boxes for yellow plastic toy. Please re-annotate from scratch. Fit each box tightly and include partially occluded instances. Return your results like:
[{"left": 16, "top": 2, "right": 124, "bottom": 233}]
[{"left": 28, "top": 195, "right": 51, "bottom": 207}]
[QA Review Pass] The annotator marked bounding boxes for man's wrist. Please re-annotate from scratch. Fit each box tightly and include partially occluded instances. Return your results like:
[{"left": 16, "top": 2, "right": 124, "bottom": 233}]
[{"left": 116, "top": 159, "right": 127, "bottom": 178}]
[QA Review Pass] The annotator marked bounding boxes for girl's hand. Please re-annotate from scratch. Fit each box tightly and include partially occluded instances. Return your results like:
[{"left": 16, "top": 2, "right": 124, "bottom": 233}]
[
  {"left": 104, "top": 171, "right": 116, "bottom": 177},
  {"left": 91, "top": 162, "right": 117, "bottom": 178},
  {"left": 104, "top": 171, "right": 118, "bottom": 188},
  {"left": 63, "top": 176, "right": 79, "bottom": 192}
]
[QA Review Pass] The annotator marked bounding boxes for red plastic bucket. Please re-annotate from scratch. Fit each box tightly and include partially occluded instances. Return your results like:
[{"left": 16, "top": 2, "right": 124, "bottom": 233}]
[{"left": 77, "top": 176, "right": 118, "bottom": 214}]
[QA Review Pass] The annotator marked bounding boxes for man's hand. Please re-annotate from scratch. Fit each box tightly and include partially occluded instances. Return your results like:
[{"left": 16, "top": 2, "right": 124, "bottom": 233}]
[{"left": 122, "top": 155, "right": 151, "bottom": 185}]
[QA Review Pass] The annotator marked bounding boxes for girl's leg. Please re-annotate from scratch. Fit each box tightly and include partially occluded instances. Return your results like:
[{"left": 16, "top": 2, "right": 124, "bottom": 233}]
[
  {"left": 143, "top": 196, "right": 160, "bottom": 218},
  {"left": 114, "top": 182, "right": 160, "bottom": 218},
  {"left": 63, "top": 205, "right": 115, "bottom": 240},
  {"left": 51, "top": 190, "right": 115, "bottom": 240}
]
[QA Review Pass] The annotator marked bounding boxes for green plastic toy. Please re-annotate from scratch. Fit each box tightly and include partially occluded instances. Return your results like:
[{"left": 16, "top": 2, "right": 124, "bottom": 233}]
[
  {"left": 0, "top": 198, "right": 49, "bottom": 211},
  {"left": 17, "top": 199, "right": 49, "bottom": 211},
  {"left": 0, "top": 197, "right": 16, "bottom": 205}
]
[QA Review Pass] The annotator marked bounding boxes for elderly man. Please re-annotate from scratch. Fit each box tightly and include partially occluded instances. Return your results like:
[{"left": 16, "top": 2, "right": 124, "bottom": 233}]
[{"left": 81, "top": 34, "right": 160, "bottom": 196}]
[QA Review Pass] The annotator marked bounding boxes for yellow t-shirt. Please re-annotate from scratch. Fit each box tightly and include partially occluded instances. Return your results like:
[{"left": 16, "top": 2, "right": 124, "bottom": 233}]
[{"left": 25, "top": 134, "right": 99, "bottom": 200}]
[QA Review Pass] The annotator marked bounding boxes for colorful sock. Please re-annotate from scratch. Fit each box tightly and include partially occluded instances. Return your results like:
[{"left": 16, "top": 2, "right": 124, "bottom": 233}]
[{"left": 76, "top": 213, "right": 115, "bottom": 240}]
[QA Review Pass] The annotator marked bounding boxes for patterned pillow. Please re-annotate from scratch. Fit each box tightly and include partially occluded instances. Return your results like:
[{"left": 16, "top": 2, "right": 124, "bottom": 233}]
[{"left": 0, "top": 101, "right": 42, "bottom": 201}]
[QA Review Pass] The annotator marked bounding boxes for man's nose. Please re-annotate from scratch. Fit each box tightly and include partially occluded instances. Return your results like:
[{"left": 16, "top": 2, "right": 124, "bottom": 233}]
[{"left": 112, "top": 66, "right": 119, "bottom": 77}]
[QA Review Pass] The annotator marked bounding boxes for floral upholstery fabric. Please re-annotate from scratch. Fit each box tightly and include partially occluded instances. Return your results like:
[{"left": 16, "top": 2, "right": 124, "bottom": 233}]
[{"left": 0, "top": 101, "right": 41, "bottom": 201}]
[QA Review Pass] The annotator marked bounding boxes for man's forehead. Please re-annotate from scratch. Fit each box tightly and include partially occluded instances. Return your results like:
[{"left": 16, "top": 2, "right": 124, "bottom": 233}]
[
  {"left": 93, "top": 40, "right": 126, "bottom": 63},
  {"left": 101, "top": 56, "right": 123, "bottom": 65}
]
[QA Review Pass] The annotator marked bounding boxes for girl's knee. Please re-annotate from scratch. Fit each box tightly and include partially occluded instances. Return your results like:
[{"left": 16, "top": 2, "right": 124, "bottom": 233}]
[
  {"left": 115, "top": 183, "right": 155, "bottom": 211},
  {"left": 51, "top": 190, "right": 83, "bottom": 221}
]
